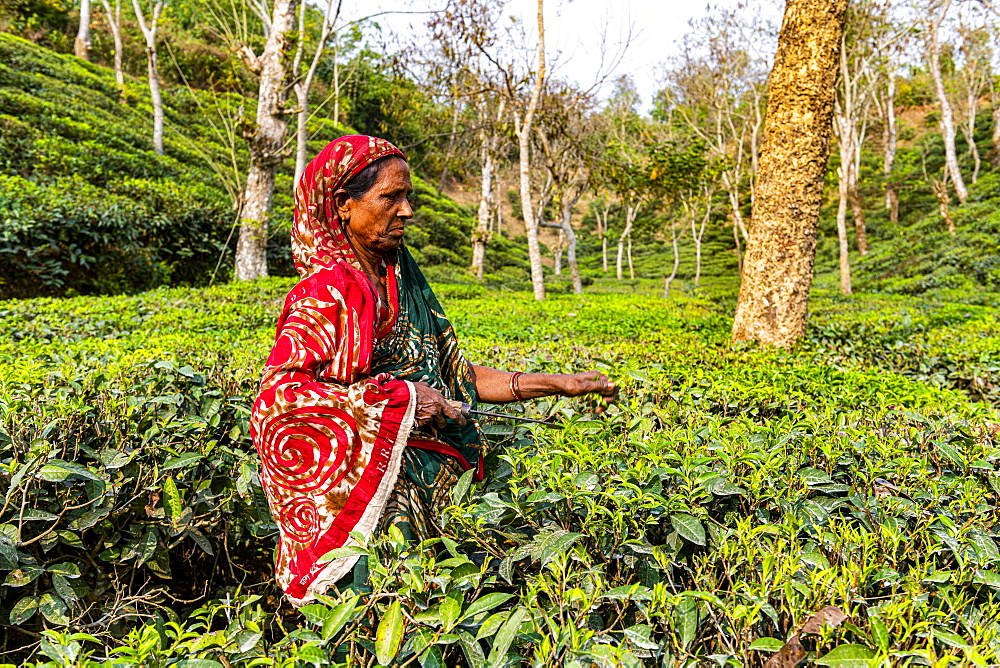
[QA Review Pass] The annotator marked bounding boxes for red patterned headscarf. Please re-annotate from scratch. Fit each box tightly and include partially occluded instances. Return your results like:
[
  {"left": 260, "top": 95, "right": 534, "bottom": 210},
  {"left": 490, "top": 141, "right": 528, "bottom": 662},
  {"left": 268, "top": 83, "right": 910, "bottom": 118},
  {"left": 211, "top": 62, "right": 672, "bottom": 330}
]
[
  {"left": 292, "top": 134, "right": 405, "bottom": 277},
  {"left": 251, "top": 136, "right": 417, "bottom": 605}
]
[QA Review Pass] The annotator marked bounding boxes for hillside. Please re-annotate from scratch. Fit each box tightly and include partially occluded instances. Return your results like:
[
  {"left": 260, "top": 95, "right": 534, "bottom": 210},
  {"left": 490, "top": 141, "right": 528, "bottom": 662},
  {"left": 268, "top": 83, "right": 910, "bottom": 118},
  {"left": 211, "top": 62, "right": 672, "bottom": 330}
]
[{"left": 0, "top": 33, "right": 532, "bottom": 299}]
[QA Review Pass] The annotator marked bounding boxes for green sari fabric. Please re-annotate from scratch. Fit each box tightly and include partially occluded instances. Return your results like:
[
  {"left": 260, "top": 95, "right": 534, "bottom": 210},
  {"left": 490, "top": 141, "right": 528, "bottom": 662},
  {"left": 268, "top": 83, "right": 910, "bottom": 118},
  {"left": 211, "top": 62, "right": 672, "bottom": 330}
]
[{"left": 369, "top": 246, "right": 482, "bottom": 542}]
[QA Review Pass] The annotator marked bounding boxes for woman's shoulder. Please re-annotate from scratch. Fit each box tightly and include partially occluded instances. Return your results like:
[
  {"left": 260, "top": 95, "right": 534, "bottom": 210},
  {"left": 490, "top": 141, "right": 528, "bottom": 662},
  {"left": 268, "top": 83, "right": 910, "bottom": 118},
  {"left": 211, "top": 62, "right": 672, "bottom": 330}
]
[{"left": 283, "top": 265, "right": 368, "bottom": 311}]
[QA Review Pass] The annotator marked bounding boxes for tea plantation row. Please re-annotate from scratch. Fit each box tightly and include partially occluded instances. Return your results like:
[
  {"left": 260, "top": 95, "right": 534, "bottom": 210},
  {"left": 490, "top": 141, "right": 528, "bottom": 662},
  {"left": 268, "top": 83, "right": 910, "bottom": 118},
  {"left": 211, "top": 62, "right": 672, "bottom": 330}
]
[{"left": 0, "top": 279, "right": 998, "bottom": 666}]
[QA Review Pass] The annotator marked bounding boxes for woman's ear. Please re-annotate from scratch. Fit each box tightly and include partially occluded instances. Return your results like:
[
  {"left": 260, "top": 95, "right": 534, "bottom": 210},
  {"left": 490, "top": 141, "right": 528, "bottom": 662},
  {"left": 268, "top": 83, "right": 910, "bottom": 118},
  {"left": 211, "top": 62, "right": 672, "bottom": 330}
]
[{"left": 332, "top": 188, "right": 352, "bottom": 222}]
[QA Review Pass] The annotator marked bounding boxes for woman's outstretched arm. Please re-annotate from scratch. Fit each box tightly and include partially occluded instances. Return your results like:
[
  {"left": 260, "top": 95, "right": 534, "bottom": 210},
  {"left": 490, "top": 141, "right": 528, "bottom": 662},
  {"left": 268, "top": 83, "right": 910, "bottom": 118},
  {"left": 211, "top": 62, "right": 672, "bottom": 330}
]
[{"left": 468, "top": 364, "right": 618, "bottom": 410}]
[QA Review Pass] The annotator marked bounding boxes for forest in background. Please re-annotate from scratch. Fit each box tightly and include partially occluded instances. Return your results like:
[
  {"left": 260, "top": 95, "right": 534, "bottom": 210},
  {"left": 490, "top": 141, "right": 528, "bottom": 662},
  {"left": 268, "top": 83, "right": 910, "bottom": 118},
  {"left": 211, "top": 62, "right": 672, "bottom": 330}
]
[
  {"left": 2, "top": 0, "right": 1000, "bottom": 665},
  {"left": 1, "top": 0, "right": 999, "bottom": 302}
]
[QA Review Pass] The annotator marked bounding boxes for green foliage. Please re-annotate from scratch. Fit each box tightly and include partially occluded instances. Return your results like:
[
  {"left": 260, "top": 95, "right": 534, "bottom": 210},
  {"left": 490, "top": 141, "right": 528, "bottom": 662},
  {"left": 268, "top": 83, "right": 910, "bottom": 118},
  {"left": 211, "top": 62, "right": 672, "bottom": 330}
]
[{"left": 1, "top": 281, "right": 999, "bottom": 664}]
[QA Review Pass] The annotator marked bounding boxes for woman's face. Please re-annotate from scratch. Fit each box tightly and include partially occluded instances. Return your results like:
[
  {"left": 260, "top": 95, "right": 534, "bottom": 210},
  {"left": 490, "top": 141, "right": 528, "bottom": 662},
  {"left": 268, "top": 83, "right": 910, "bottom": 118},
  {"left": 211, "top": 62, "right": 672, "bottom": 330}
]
[{"left": 335, "top": 158, "right": 414, "bottom": 257}]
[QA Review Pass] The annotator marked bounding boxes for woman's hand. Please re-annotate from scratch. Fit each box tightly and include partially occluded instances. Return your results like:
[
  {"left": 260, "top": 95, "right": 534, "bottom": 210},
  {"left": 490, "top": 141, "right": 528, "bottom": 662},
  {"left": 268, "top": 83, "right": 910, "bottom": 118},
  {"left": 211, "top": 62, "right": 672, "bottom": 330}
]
[
  {"left": 412, "top": 382, "right": 467, "bottom": 429},
  {"left": 557, "top": 371, "right": 619, "bottom": 413}
]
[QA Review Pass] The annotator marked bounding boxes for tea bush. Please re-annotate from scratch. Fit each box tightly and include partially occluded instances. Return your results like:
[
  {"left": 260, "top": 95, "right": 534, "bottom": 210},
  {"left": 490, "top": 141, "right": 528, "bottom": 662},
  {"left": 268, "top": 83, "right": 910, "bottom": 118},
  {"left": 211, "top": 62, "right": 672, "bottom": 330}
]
[{"left": 1, "top": 281, "right": 999, "bottom": 665}]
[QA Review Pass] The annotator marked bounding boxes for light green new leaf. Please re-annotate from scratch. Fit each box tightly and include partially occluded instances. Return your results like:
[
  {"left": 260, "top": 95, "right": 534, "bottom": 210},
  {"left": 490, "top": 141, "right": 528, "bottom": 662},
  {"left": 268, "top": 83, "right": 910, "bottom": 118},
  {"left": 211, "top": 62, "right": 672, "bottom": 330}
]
[
  {"left": 163, "top": 477, "right": 182, "bottom": 520},
  {"left": 870, "top": 618, "right": 889, "bottom": 652},
  {"left": 486, "top": 607, "right": 525, "bottom": 668},
  {"left": 747, "top": 637, "right": 784, "bottom": 652},
  {"left": 322, "top": 597, "right": 360, "bottom": 643},
  {"left": 671, "top": 513, "right": 706, "bottom": 546},
  {"left": 815, "top": 644, "right": 877, "bottom": 667},
  {"left": 462, "top": 593, "right": 514, "bottom": 621},
  {"left": 375, "top": 600, "right": 404, "bottom": 665},
  {"left": 452, "top": 468, "right": 475, "bottom": 505},
  {"left": 440, "top": 595, "right": 462, "bottom": 632}
]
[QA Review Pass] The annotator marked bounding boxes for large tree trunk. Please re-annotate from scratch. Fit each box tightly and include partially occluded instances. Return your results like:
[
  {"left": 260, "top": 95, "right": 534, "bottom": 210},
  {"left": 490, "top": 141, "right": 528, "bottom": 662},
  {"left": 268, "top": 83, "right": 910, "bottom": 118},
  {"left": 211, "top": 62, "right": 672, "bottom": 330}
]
[
  {"left": 131, "top": 0, "right": 165, "bottom": 155},
  {"left": 234, "top": 0, "right": 297, "bottom": 282},
  {"left": 927, "top": 0, "right": 968, "bottom": 203},
  {"left": 75, "top": 0, "right": 92, "bottom": 60},
  {"left": 731, "top": 0, "right": 847, "bottom": 347},
  {"left": 98, "top": 0, "right": 125, "bottom": 90},
  {"left": 516, "top": 0, "right": 547, "bottom": 300}
]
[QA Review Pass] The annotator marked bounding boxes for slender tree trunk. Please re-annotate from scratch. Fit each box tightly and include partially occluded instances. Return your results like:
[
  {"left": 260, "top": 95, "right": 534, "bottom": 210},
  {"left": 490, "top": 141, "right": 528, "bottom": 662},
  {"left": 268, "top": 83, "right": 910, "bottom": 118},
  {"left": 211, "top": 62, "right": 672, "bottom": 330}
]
[
  {"left": 732, "top": 215, "right": 743, "bottom": 277},
  {"left": 992, "top": 97, "right": 1000, "bottom": 166},
  {"left": 132, "top": 0, "right": 165, "bottom": 155},
  {"left": 927, "top": 0, "right": 968, "bottom": 203},
  {"left": 967, "top": 89, "right": 981, "bottom": 183},
  {"left": 663, "top": 219, "right": 680, "bottom": 299},
  {"left": 515, "top": 0, "right": 547, "bottom": 300},
  {"left": 471, "top": 145, "right": 493, "bottom": 279},
  {"left": 99, "top": 0, "right": 124, "bottom": 90},
  {"left": 627, "top": 235, "right": 634, "bottom": 280},
  {"left": 882, "top": 75, "right": 897, "bottom": 209},
  {"left": 723, "top": 173, "right": 749, "bottom": 241},
  {"left": 439, "top": 95, "right": 461, "bottom": 191},
  {"left": 553, "top": 229, "right": 563, "bottom": 275},
  {"left": 692, "top": 199, "right": 709, "bottom": 287},
  {"left": 616, "top": 205, "right": 634, "bottom": 281},
  {"left": 495, "top": 178, "right": 503, "bottom": 236},
  {"left": 835, "top": 125, "right": 853, "bottom": 295},
  {"left": 235, "top": 0, "right": 297, "bottom": 281},
  {"left": 562, "top": 192, "right": 582, "bottom": 294},
  {"left": 75, "top": 0, "right": 92, "bottom": 60},
  {"left": 731, "top": 0, "right": 848, "bottom": 347},
  {"left": 888, "top": 187, "right": 899, "bottom": 224},
  {"left": 600, "top": 205, "right": 609, "bottom": 273},
  {"left": 293, "top": 0, "right": 339, "bottom": 186}
]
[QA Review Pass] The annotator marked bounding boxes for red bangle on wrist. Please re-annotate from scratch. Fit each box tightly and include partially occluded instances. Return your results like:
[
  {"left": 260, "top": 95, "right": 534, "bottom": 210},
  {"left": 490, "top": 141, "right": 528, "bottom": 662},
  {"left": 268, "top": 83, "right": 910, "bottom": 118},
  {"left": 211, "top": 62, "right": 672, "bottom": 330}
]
[{"left": 510, "top": 372, "right": 524, "bottom": 401}]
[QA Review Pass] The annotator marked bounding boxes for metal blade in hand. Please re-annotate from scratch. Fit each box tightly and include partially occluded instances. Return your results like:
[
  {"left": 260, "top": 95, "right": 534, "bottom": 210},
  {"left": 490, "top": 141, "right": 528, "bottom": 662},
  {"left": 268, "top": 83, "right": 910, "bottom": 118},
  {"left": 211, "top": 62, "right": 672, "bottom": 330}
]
[{"left": 468, "top": 409, "right": 563, "bottom": 429}]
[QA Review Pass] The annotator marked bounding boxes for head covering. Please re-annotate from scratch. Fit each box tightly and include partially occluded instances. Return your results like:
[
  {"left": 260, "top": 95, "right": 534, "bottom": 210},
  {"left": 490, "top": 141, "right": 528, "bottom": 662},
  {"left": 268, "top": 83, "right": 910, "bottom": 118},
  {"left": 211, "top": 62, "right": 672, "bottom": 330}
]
[{"left": 291, "top": 135, "right": 405, "bottom": 277}]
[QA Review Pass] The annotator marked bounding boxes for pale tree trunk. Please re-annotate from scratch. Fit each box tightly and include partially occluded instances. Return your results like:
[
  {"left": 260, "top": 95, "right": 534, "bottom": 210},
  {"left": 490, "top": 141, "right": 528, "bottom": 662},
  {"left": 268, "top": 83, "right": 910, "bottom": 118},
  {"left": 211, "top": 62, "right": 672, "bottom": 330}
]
[
  {"left": 731, "top": 0, "right": 848, "bottom": 347},
  {"left": 515, "top": 0, "right": 547, "bottom": 300},
  {"left": 663, "top": 218, "right": 680, "bottom": 299},
  {"left": 98, "top": 0, "right": 124, "bottom": 90},
  {"left": 131, "top": 0, "right": 165, "bottom": 155},
  {"left": 835, "top": 113, "right": 853, "bottom": 295},
  {"left": 627, "top": 235, "right": 634, "bottom": 280},
  {"left": 76, "top": 0, "right": 92, "bottom": 59},
  {"left": 616, "top": 204, "right": 635, "bottom": 281},
  {"left": 992, "top": 96, "right": 1000, "bottom": 166},
  {"left": 561, "top": 191, "right": 582, "bottom": 294},
  {"left": 494, "top": 178, "right": 503, "bottom": 235},
  {"left": 966, "top": 86, "right": 981, "bottom": 183},
  {"left": 234, "top": 0, "right": 297, "bottom": 282},
  {"left": 553, "top": 230, "right": 563, "bottom": 275},
  {"left": 732, "top": 215, "right": 743, "bottom": 276},
  {"left": 881, "top": 75, "right": 898, "bottom": 217},
  {"left": 927, "top": 0, "right": 968, "bottom": 203},
  {"left": 931, "top": 176, "right": 956, "bottom": 235},
  {"left": 691, "top": 194, "right": 710, "bottom": 287},
  {"left": 599, "top": 205, "right": 609, "bottom": 273},
  {"left": 293, "top": 0, "right": 339, "bottom": 185},
  {"left": 471, "top": 146, "right": 493, "bottom": 279},
  {"left": 723, "top": 172, "right": 749, "bottom": 241}
]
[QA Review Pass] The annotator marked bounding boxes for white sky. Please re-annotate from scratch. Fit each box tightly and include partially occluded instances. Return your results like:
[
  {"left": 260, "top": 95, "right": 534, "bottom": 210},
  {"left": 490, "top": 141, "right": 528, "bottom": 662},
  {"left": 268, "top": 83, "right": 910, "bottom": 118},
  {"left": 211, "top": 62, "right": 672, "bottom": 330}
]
[{"left": 354, "top": 0, "right": 781, "bottom": 113}]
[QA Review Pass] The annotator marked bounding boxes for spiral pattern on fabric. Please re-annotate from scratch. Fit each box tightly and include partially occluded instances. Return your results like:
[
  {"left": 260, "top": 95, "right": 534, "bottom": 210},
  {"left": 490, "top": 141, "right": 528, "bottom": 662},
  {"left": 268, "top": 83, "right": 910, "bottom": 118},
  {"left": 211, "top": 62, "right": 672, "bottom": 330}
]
[
  {"left": 257, "top": 405, "right": 357, "bottom": 494},
  {"left": 280, "top": 496, "right": 320, "bottom": 544}
]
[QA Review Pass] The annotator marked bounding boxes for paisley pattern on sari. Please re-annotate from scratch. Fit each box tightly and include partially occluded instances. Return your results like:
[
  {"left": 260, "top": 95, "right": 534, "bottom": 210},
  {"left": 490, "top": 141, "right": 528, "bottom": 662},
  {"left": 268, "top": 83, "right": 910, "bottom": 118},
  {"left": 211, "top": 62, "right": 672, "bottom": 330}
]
[{"left": 251, "top": 135, "right": 481, "bottom": 605}]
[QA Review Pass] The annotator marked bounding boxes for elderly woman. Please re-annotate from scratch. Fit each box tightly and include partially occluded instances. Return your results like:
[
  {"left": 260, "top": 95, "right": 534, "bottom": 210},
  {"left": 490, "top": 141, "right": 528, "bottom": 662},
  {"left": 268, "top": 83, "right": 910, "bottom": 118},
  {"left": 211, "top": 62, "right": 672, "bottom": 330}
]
[{"left": 251, "top": 135, "right": 616, "bottom": 605}]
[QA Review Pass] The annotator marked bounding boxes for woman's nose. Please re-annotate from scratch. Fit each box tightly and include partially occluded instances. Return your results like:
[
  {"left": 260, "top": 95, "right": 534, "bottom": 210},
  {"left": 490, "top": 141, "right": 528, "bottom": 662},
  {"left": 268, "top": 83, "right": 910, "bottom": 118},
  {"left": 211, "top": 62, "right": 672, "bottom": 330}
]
[{"left": 398, "top": 198, "right": 413, "bottom": 218}]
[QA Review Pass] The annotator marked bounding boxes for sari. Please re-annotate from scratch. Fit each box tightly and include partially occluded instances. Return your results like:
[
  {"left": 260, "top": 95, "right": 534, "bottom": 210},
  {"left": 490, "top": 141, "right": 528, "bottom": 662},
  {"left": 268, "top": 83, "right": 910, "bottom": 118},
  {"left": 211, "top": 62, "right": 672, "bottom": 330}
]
[{"left": 250, "top": 135, "right": 482, "bottom": 605}]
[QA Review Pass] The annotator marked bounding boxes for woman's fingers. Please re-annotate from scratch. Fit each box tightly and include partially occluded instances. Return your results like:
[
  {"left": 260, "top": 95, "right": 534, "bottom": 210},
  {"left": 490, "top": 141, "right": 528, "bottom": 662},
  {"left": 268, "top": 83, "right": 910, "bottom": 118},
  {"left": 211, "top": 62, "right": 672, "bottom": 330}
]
[{"left": 412, "top": 381, "right": 467, "bottom": 428}]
